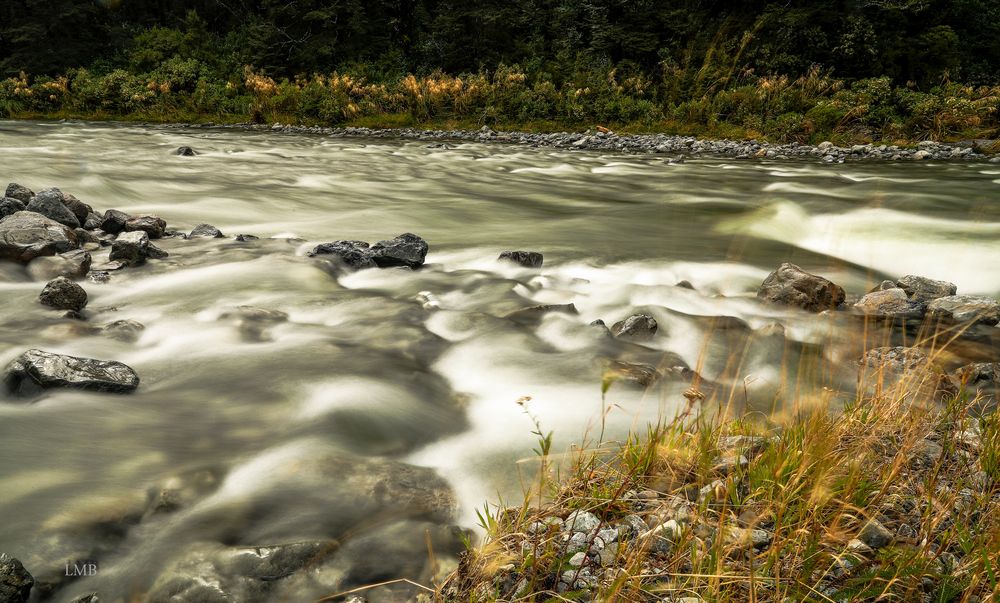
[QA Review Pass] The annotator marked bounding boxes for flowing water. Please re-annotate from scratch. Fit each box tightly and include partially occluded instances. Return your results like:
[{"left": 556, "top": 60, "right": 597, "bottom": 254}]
[{"left": 1, "top": 120, "right": 999, "bottom": 601}]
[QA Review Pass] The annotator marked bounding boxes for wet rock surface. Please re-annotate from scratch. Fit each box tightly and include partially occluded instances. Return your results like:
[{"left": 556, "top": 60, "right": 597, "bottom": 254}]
[
  {"left": 927, "top": 294, "right": 1000, "bottom": 325},
  {"left": 4, "top": 349, "right": 140, "bottom": 396},
  {"left": 0, "top": 211, "right": 79, "bottom": 262},
  {"left": 38, "top": 276, "right": 88, "bottom": 312},
  {"left": 26, "top": 189, "right": 80, "bottom": 228},
  {"left": 757, "top": 262, "right": 846, "bottom": 312},
  {"left": 498, "top": 250, "right": 543, "bottom": 268}
]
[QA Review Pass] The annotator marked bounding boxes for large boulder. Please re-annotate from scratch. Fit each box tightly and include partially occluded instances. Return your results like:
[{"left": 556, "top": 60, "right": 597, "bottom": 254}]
[
  {"left": 852, "top": 288, "right": 924, "bottom": 319},
  {"left": 38, "top": 276, "right": 88, "bottom": 312},
  {"left": 0, "top": 211, "right": 79, "bottom": 263},
  {"left": 27, "top": 249, "right": 91, "bottom": 280},
  {"left": 370, "top": 233, "right": 428, "bottom": 269},
  {"left": 59, "top": 193, "right": 94, "bottom": 224},
  {"left": 4, "top": 349, "right": 140, "bottom": 396},
  {"left": 757, "top": 263, "right": 845, "bottom": 312},
  {"left": 125, "top": 215, "right": 167, "bottom": 239},
  {"left": 895, "top": 275, "right": 957, "bottom": 304},
  {"left": 611, "top": 313, "right": 659, "bottom": 341},
  {"left": 0, "top": 553, "right": 34, "bottom": 603},
  {"left": 307, "top": 240, "right": 376, "bottom": 271},
  {"left": 498, "top": 250, "right": 543, "bottom": 268},
  {"left": 0, "top": 197, "right": 26, "bottom": 218},
  {"left": 26, "top": 189, "right": 80, "bottom": 228},
  {"left": 109, "top": 230, "right": 164, "bottom": 265},
  {"left": 927, "top": 295, "right": 1000, "bottom": 326},
  {"left": 4, "top": 183, "right": 33, "bottom": 204}
]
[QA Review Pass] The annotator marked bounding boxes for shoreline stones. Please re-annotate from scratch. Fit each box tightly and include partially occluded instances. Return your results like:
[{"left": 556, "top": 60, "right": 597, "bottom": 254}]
[
  {"left": 39, "top": 276, "right": 88, "bottom": 312},
  {"left": 0, "top": 211, "right": 79, "bottom": 262},
  {"left": 26, "top": 189, "right": 80, "bottom": 228},
  {"left": 4, "top": 349, "right": 140, "bottom": 396},
  {"left": 124, "top": 215, "right": 167, "bottom": 239},
  {"left": 757, "top": 263, "right": 845, "bottom": 312},
  {"left": 499, "top": 250, "right": 543, "bottom": 268},
  {"left": 189, "top": 223, "right": 224, "bottom": 238},
  {"left": 308, "top": 233, "right": 429, "bottom": 272},
  {"left": 5, "top": 183, "right": 33, "bottom": 203},
  {"left": 109, "top": 230, "right": 168, "bottom": 265},
  {"left": 0, "top": 553, "right": 34, "bottom": 603},
  {"left": 926, "top": 295, "right": 1000, "bottom": 326},
  {"left": 896, "top": 275, "right": 956, "bottom": 304}
]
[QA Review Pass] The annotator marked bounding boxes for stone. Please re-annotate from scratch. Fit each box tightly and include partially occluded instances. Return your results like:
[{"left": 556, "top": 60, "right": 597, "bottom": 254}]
[
  {"left": 26, "top": 189, "right": 80, "bottom": 228},
  {"left": 913, "top": 150, "right": 932, "bottom": 160},
  {"left": 39, "top": 276, "right": 88, "bottom": 312},
  {"left": 857, "top": 519, "right": 893, "bottom": 549},
  {"left": 307, "top": 240, "right": 376, "bottom": 271},
  {"left": 0, "top": 211, "right": 79, "bottom": 262},
  {"left": 504, "top": 303, "right": 578, "bottom": 324},
  {"left": 235, "top": 234, "right": 259, "bottom": 242},
  {"left": 611, "top": 313, "right": 658, "bottom": 340},
  {"left": 498, "top": 250, "right": 543, "bottom": 268},
  {"left": 27, "top": 249, "right": 91, "bottom": 280},
  {"left": 0, "top": 553, "right": 33, "bottom": 603},
  {"left": 757, "top": 262, "right": 845, "bottom": 312},
  {"left": 57, "top": 192, "right": 93, "bottom": 224},
  {"left": 0, "top": 197, "right": 26, "bottom": 218},
  {"left": 589, "top": 319, "right": 613, "bottom": 337},
  {"left": 83, "top": 212, "right": 103, "bottom": 230},
  {"left": 175, "top": 146, "right": 197, "bottom": 156},
  {"left": 927, "top": 295, "right": 1000, "bottom": 325},
  {"left": 896, "top": 275, "right": 956, "bottom": 303},
  {"left": 4, "top": 182, "right": 34, "bottom": 203},
  {"left": 100, "top": 209, "right": 132, "bottom": 235},
  {"left": 604, "top": 360, "right": 661, "bottom": 387},
  {"left": 189, "top": 223, "right": 224, "bottom": 238},
  {"left": 124, "top": 214, "right": 167, "bottom": 239},
  {"left": 846, "top": 539, "right": 873, "bottom": 555},
  {"left": 369, "top": 232, "right": 429, "bottom": 268},
  {"left": 910, "top": 439, "right": 943, "bottom": 465},
  {"left": 4, "top": 349, "right": 140, "bottom": 396},
  {"left": 951, "top": 362, "right": 1000, "bottom": 402},
  {"left": 563, "top": 510, "right": 601, "bottom": 534},
  {"left": 852, "top": 288, "right": 924, "bottom": 319},
  {"left": 102, "top": 319, "right": 146, "bottom": 343},
  {"left": 858, "top": 346, "right": 951, "bottom": 397},
  {"left": 676, "top": 280, "right": 695, "bottom": 289},
  {"left": 109, "top": 230, "right": 150, "bottom": 265}
]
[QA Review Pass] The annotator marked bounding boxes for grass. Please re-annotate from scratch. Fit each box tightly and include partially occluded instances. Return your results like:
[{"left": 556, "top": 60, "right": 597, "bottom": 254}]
[{"left": 436, "top": 359, "right": 1000, "bottom": 601}]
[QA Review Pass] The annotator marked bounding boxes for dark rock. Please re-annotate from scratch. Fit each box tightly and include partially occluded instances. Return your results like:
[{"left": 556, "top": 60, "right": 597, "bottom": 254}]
[
  {"left": 235, "top": 234, "right": 259, "bottom": 242},
  {"left": 73, "top": 228, "right": 101, "bottom": 246},
  {"left": 757, "top": 262, "right": 846, "bottom": 312},
  {"left": 90, "top": 260, "right": 127, "bottom": 272},
  {"left": 0, "top": 553, "right": 34, "bottom": 603},
  {"left": 102, "top": 319, "right": 145, "bottom": 343},
  {"left": 896, "top": 275, "right": 957, "bottom": 303},
  {"left": 676, "top": 280, "right": 695, "bottom": 290},
  {"left": 504, "top": 303, "right": 578, "bottom": 324},
  {"left": 589, "top": 319, "right": 612, "bottom": 337},
  {"left": 27, "top": 249, "right": 91, "bottom": 280},
  {"left": 951, "top": 362, "right": 1000, "bottom": 403},
  {"left": 307, "top": 240, "right": 376, "bottom": 271},
  {"left": 59, "top": 193, "right": 94, "bottom": 224},
  {"left": 0, "top": 197, "right": 26, "bottom": 218},
  {"left": 26, "top": 189, "right": 80, "bottom": 228},
  {"left": 124, "top": 215, "right": 167, "bottom": 239},
  {"left": 38, "top": 276, "right": 89, "bottom": 313},
  {"left": 611, "top": 314, "right": 658, "bottom": 341},
  {"left": 927, "top": 295, "right": 1000, "bottom": 326},
  {"left": 175, "top": 146, "right": 198, "bottom": 156},
  {"left": 370, "top": 233, "right": 428, "bottom": 269},
  {"left": 4, "top": 182, "right": 34, "bottom": 204},
  {"left": 109, "top": 231, "right": 150, "bottom": 265},
  {"left": 189, "top": 224, "right": 224, "bottom": 238},
  {"left": 83, "top": 212, "right": 103, "bottom": 230},
  {"left": 869, "top": 279, "right": 897, "bottom": 292},
  {"left": 852, "top": 288, "right": 924, "bottom": 319},
  {"left": 146, "top": 243, "right": 169, "bottom": 260},
  {"left": 604, "top": 360, "right": 661, "bottom": 387},
  {"left": 498, "top": 250, "right": 543, "bottom": 268},
  {"left": 100, "top": 210, "right": 131, "bottom": 235},
  {"left": 0, "top": 211, "right": 79, "bottom": 262},
  {"left": 4, "top": 349, "right": 140, "bottom": 396}
]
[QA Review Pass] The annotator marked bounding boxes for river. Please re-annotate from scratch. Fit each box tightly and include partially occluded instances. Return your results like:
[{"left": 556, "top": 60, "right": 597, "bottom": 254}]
[{"left": 1, "top": 120, "right": 999, "bottom": 601}]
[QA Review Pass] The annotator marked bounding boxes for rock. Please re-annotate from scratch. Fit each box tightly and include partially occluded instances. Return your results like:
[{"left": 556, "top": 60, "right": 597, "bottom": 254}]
[
  {"left": 4, "top": 182, "right": 34, "bottom": 203},
  {"left": 4, "top": 349, "right": 140, "bottom": 396},
  {"left": 73, "top": 228, "right": 101, "bottom": 246},
  {"left": 0, "top": 553, "right": 34, "bottom": 603},
  {"left": 124, "top": 215, "right": 167, "bottom": 239},
  {"left": 189, "top": 223, "right": 224, "bottom": 238},
  {"left": 0, "top": 197, "right": 26, "bottom": 218},
  {"left": 56, "top": 192, "right": 94, "bottom": 224},
  {"left": 896, "top": 275, "right": 956, "bottom": 303},
  {"left": 308, "top": 240, "right": 377, "bottom": 271},
  {"left": 846, "top": 539, "right": 873, "bottom": 555},
  {"left": 146, "top": 242, "right": 169, "bottom": 260},
  {"left": 927, "top": 295, "right": 1000, "bottom": 325},
  {"left": 722, "top": 525, "right": 772, "bottom": 548},
  {"left": 26, "top": 189, "right": 80, "bottom": 228},
  {"left": 0, "top": 211, "right": 79, "bottom": 262},
  {"left": 498, "top": 250, "right": 543, "bottom": 268},
  {"left": 83, "top": 212, "right": 103, "bottom": 230},
  {"left": 39, "top": 276, "right": 88, "bottom": 311},
  {"left": 910, "top": 439, "right": 943, "bottom": 465},
  {"left": 175, "top": 146, "right": 197, "bottom": 156},
  {"left": 852, "top": 288, "right": 924, "bottom": 319},
  {"left": 109, "top": 231, "right": 150, "bottom": 265},
  {"left": 102, "top": 319, "right": 146, "bottom": 343},
  {"left": 860, "top": 346, "right": 929, "bottom": 374},
  {"left": 951, "top": 362, "right": 1000, "bottom": 402},
  {"left": 857, "top": 519, "right": 893, "bottom": 549},
  {"left": 369, "top": 233, "right": 429, "bottom": 268},
  {"left": 27, "top": 249, "right": 91, "bottom": 280},
  {"left": 676, "top": 280, "right": 695, "bottom": 290},
  {"left": 589, "top": 319, "right": 612, "bottom": 337},
  {"left": 504, "top": 303, "right": 578, "bottom": 324},
  {"left": 604, "top": 360, "right": 661, "bottom": 387},
  {"left": 757, "top": 263, "right": 845, "bottom": 312},
  {"left": 913, "top": 150, "right": 932, "bottom": 160},
  {"left": 859, "top": 346, "right": 952, "bottom": 397},
  {"left": 563, "top": 510, "right": 601, "bottom": 534},
  {"left": 100, "top": 209, "right": 131, "bottom": 235},
  {"left": 610, "top": 314, "right": 658, "bottom": 341},
  {"left": 235, "top": 234, "right": 259, "bottom": 242}
]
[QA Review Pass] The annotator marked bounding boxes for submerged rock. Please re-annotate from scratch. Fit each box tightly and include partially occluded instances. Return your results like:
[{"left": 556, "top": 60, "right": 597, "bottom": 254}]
[
  {"left": 39, "top": 276, "right": 88, "bottom": 312},
  {"left": 757, "top": 263, "right": 845, "bottom": 312},
  {"left": 927, "top": 295, "right": 1000, "bottom": 325},
  {"left": 498, "top": 250, "right": 543, "bottom": 268},
  {"left": 370, "top": 233, "right": 428, "bottom": 268},
  {"left": 175, "top": 146, "right": 198, "bottom": 156},
  {"left": 0, "top": 211, "right": 79, "bottom": 262},
  {"left": 26, "top": 189, "right": 80, "bottom": 228},
  {"left": 504, "top": 303, "right": 578, "bottom": 324},
  {"left": 27, "top": 249, "right": 91, "bottom": 281},
  {"left": 604, "top": 360, "right": 661, "bottom": 387},
  {"left": 102, "top": 319, "right": 146, "bottom": 343},
  {"left": 4, "top": 349, "right": 140, "bottom": 396},
  {"left": 4, "top": 182, "right": 34, "bottom": 204},
  {"left": 124, "top": 215, "right": 167, "bottom": 239},
  {"left": 611, "top": 314, "right": 658, "bottom": 341},
  {"left": 189, "top": 223, "right": 224, "bottom": 238},
  {"left": 0, "top": 553, "right": 34, "bottom": 603}
]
